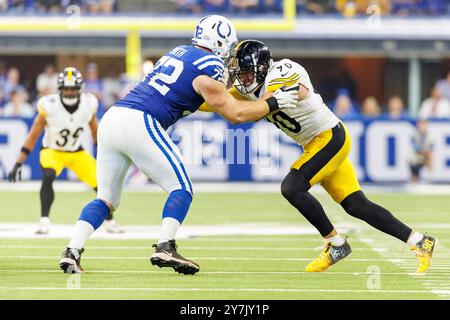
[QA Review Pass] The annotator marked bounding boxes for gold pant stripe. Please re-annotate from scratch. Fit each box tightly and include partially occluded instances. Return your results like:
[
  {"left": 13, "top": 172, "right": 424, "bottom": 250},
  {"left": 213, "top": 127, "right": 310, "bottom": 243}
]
[{"left": 293, "top": 123, "right": 347, "bottom": 184}]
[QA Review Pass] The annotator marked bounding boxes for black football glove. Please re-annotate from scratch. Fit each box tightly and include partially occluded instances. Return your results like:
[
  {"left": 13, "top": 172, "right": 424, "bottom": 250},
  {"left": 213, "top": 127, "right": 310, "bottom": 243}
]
[{"left": 8, "top": 163, "right": 22, "bottom": 182}]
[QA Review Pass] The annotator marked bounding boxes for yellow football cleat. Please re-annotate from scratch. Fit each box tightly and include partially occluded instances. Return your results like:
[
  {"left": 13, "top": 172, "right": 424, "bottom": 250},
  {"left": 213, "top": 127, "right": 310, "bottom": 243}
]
[
  {"left": 305, "top": 240, "right": 352, "bottom": 273},
  {"left": 411, "top": 235, "right": 437, "bottom": 274}
]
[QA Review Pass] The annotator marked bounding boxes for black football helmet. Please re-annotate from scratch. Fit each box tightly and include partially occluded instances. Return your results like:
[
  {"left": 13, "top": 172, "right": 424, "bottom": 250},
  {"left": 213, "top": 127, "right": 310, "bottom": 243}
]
[
  {"left": 229, "top": 40, "right": 273, "bottom": 95},
  {"left": 57, "top": 67, "right": 84, "bottom": 107}
]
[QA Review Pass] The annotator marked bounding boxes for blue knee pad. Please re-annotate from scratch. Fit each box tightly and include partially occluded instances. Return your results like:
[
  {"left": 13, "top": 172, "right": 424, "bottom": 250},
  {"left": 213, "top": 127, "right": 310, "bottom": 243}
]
[
  {"left": 79, "top": 199, "right": 110, "bottom": 230},
  {"left": 162, "top": 190, "right": 192, "bottom": 224}
]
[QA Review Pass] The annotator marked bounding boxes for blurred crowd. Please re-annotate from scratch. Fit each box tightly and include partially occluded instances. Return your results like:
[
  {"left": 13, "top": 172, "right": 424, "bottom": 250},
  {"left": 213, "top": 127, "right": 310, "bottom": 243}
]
[
  {"left": 328, "top": 72, "right": 450, "bottom": 120},
  {"left": 331, "top": 72, "right": 450, "bottom": 121},
  {"left": 0, "top": 0, "right": 449, "bottom": 16},
  {"left": 0, "top": 61, "right": 133, "bottom": 117},
  {"left": 1, "top": 59, "right": 449, "bottom": 123},
  {"left": 301, "top": 0, "right": 450, "bottom": 16},
  {"left": 174, "top": 0, "right": 284, "bottom": 14},
  {"left": 0, "top": 0, "right": 117, "bottom": 14}
]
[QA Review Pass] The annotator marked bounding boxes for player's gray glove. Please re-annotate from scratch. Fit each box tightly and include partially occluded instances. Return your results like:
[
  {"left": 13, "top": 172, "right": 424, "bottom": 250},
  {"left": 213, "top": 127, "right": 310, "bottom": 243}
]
[
  {"left": 8, "top": 163, "right": 22, "bottom": 182},
  {"left": 275, "top": 85, "right": 300, "bottom": 109},
  {"left": 265, "top": 85, "right": 299, "bottom": 112}
]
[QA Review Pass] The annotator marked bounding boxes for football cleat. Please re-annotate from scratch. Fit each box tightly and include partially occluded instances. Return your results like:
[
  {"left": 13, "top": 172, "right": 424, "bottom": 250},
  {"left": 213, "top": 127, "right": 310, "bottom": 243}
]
[
  {"left": 104, "top": 219, "right": 125, "bottom": 234},
  {"left": 305, "top": 239, "right": 352, "bottom": 272},
  {"left": 35, "top": 217, "right": 50, "bottom": 235},
  {"left": 60, "top": 247, "right": 85, "bottom": 274},
  {"left": 411, "top": 235, "right": 437, "bottom": 274},
  {"left": 150, "top": 240, "right": 200, "bottom": 275}
]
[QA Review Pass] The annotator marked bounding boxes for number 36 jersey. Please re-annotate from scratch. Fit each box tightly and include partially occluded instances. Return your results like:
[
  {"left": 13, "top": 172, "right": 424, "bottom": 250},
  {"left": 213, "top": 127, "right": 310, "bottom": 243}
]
[
  {"left": 37, "top": 93, "right": 98, "bottom": 152},
  {"left": 255, "top": 59, "right": 339, "bottom": 147}
]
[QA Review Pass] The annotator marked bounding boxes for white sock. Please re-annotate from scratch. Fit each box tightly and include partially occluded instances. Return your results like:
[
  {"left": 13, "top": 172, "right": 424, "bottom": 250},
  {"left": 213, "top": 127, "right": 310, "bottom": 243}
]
[
  {"left": 325, "top": 234, "right": 345, "bottom": 246},
  {"left": 67, "top": 220, "right": 95, "bottom": 249},
  {"left": 407, "top": 231, "right": 424, "bottom": 246},
  {"left": 40, "top": 217, "right": 50, "bottom": 225},
  {"left": 158, "top": 217, "right": 181, "bottom": 244}
]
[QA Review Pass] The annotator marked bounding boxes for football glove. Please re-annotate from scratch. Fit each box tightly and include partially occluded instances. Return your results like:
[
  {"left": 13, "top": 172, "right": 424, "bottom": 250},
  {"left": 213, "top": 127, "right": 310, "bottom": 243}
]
[
  {"left": 272, "top": 85, "right": 299, "bottom": 110},
  {"left": 8, "top": 163, "right": 22, "bottom": 182}
]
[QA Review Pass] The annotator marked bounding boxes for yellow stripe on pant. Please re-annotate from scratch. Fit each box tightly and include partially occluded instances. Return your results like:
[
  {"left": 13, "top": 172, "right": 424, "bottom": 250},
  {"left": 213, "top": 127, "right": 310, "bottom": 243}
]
[
  {"left": 291, "top": 122, "right": 361, "bottom": 203},
  {"left": 39, "top": 148, "right": 97, "bottom": 189}
]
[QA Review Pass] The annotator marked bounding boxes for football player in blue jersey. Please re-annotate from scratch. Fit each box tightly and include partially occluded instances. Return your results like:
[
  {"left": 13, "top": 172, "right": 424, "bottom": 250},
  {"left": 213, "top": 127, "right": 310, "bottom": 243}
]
[{"left": 59, "top": 15, "right": 299, "bottom": 275}]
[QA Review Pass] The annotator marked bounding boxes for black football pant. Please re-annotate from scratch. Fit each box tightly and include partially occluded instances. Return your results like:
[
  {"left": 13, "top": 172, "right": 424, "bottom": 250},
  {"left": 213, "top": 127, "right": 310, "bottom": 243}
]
[{"left": 281, "top": 169, "right": 413, "bottom": 243}]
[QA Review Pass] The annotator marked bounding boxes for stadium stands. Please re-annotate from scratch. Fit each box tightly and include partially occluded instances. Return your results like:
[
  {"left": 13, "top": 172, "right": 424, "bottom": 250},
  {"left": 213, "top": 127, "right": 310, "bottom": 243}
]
[{"left": 0, "top": 0, "right": 448, "bottom": 16}]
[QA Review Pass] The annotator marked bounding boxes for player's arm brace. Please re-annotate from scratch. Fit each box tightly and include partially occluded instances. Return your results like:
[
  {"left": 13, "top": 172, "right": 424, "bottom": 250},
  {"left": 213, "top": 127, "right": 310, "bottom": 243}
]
[
  {"left": 193, "top": 75, "right": 277, "bottom": 124},
  {"left": 14, "top": 113, "right": 47, "bottom": 165}
]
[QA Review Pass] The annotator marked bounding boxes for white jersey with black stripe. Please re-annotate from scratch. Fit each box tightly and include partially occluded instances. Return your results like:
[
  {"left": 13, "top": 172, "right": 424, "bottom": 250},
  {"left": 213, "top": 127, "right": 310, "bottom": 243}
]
[
  {"left": 263, "top": 59, "right": 339, "bottom": 146},
  {"left": 242, "top": 59, "right": 339, "bottom": 146}
]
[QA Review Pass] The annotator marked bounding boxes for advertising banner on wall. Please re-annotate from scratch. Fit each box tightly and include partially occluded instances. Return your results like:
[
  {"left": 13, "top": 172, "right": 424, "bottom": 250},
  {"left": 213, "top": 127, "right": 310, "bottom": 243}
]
[{"left": 1, "top": 114, "right": 450, "bottom": 183}]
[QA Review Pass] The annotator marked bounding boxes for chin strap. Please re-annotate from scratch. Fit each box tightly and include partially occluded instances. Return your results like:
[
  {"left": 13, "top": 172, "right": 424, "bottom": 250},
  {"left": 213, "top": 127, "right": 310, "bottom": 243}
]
[
  {"left": 60, "top": 93, "right": 81, "bottom": 110},
  {"left": 236, "top": 81, "right": 263, "bottom": 96},
  {"left": 62, "top": 97, "right": 79, "bottom": 106}
]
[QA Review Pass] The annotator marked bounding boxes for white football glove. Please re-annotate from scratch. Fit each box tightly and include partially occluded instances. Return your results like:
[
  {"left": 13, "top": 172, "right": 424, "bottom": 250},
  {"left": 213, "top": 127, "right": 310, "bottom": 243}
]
[{"left": 272, "top": 85, "right": 299, "bottom": 110}]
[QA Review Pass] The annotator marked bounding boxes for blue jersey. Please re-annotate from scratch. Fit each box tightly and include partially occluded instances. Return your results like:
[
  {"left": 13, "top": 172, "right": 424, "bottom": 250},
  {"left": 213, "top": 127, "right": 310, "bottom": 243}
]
[{"left": 115, "top": 45, "right": 225, "bottom": 129}]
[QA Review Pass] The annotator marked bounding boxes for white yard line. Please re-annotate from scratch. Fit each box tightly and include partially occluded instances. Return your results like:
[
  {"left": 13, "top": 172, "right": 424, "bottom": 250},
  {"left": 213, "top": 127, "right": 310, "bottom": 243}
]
[
  {"left": 2, "top": 181, "right": 450, "bottom": 194},
  {"left": 0, "top": 286, "right": 441, "bottom": 295},
  {"left": 0, "top": 244, "right": 388, "bottom": 252},
  {"left": 5, "top": 244, "right": 450, "bottom": 258},
  {"left": 0, "top": 255, "right": 405, "bottom": 262},
  {"left": 0, "top": 286, "right": 443, "bottom": 295},
  {"left": 2, "top": 269, "right": 450, "bottom": 277},
  {"left": 0, "top": 222, "right": 359, "bottom": 239}
]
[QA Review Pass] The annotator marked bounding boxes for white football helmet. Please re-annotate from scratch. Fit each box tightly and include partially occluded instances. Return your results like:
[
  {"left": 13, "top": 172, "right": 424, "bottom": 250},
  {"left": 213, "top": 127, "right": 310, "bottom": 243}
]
[{"left": 192, "top": 15, "right": 238, "bottom": 61}]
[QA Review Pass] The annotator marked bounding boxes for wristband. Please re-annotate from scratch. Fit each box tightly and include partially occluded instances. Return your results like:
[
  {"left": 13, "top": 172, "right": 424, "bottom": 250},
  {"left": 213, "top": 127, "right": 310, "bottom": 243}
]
[
  {"left": 20, "top": 146, "right": 31, "bottom": 155},
  {"left": 265, "top": 96, "right": 279, "bottom": 112}
]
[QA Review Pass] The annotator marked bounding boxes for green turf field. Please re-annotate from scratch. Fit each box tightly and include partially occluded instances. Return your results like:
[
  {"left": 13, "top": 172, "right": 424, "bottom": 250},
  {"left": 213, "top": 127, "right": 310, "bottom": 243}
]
[{"left": 0, "top": 190, "right": 449, "bottom": 300}]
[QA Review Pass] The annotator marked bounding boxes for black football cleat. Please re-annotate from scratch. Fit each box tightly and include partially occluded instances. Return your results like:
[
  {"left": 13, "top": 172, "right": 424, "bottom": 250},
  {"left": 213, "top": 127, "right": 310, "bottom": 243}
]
[
  {"left": 60, "top": 247, "right": 85, "bottom": 274},
  {"left": 150, "top": 240, "right": 200, "bottom": 275}
]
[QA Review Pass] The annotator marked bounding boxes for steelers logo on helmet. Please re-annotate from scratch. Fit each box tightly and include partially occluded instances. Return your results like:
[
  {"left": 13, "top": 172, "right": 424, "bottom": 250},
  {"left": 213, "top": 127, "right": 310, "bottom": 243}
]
[
  {"left": 230, "top": 40, "right": 273, "bottom": 95},
  {"left": 57, "top": 67, "right": 84, "bottom": 107}
]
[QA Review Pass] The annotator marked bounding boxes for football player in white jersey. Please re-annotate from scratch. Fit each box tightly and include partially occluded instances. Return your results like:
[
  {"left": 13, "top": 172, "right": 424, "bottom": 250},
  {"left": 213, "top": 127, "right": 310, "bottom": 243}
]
[
  {"left": 57, "top": 17, "right": 298, "bottom": 275},
  {"left": 8, "top": 67, "right": 123, "bottom": 234},
  {"left": 200, "top": 40, "right": 437, "bottom": 274}
]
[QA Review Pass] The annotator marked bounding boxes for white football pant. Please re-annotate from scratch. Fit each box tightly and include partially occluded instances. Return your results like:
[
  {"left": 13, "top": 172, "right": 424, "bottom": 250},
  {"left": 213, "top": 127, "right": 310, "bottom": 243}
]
[{"left": 96, "top": 106, "right": 193, "bottom": 210}]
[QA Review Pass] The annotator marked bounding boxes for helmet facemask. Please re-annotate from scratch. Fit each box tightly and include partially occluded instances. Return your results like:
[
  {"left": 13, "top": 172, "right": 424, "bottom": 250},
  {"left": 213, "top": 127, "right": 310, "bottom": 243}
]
[{"left": 229, "top": 40, "right": 272, "bottom": 95}]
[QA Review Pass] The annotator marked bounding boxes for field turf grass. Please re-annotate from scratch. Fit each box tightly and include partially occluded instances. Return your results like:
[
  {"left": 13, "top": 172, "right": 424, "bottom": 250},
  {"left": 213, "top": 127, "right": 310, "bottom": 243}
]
[{"left": 0, "top": 191, "right": 449, "bottom": 300}]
